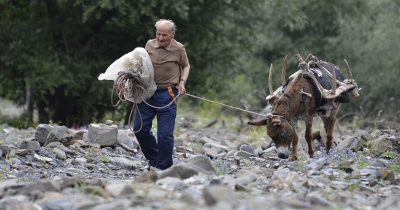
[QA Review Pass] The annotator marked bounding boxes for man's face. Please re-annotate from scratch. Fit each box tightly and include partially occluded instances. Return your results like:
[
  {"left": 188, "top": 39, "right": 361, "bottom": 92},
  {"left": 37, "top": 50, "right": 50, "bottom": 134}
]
[{"left": 156, "top": 22, "right": 175, "bottom": 48}]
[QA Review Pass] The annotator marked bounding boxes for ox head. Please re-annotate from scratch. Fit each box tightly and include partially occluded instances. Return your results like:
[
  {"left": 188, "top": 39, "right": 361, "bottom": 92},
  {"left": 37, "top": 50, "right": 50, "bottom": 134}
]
[{"left": 248, "top": 114, "right": 296, "bottom": 159}]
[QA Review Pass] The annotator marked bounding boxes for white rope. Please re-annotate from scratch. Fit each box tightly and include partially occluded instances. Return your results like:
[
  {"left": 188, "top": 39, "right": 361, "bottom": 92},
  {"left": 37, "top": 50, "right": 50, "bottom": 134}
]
[
  {"left": 133, "top": 91, "right": 269, "bottom": 118},
  {"left": 185, "top": 93, "right": 268, "bottom": 117}
]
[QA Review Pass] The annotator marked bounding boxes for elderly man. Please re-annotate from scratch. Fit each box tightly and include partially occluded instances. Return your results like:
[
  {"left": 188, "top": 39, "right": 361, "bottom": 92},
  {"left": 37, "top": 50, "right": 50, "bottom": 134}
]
[{"left": 133, "top": 19, "right": 190, "bottom": 170}]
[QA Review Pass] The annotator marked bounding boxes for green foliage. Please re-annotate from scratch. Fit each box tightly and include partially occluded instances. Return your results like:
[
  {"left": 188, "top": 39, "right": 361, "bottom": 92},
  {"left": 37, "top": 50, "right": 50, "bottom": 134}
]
[
  {"left": 358, "top": 157, "right": 369, "bottom": 169},
  {"left": 373, "top": 110, "right": 383, "bottom": 131},
  {"left": 100, "top": 155, "right": 110, "bottom": 163},
  {"left": 296, "top": 156, "right": 306, "bottom": 172},
  {"left": 0, "top": 117, "right": 36, "bottom": 129},
  {"left": 381, "top": 151, "right": 396, "bottom": 159},
  {"left": 348, "top": 182, "right": 359, "bottom": 192},
  {"left": 40, "top": 159, "right": 47, "bottom": 168},
  {"left": 74, "top": 181, "right": 87, "bottom": 194},
  {"left": 389, "top": 162, "right": 400, "bottom": 174},
  {"left": 0, "top": 0, "right": 398, "bottom": 127},
  {"left": 0, "top": 166, "right": 8, "bottom": 180},
  {"left": 242, "top": 126, "right": 266, "bottom": 149},
  {"left": 85, "top": 153, "right": 93, "bottom": 163}
]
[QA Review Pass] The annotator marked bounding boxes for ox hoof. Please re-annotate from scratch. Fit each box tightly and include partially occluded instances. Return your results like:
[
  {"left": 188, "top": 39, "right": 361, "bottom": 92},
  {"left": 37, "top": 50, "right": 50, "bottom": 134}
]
[
  {"left": 289, "top": 156, "right": 298, "bottom": 161},
  {"left": 278, "top": 153, "right": 289, "bottom": 159}
]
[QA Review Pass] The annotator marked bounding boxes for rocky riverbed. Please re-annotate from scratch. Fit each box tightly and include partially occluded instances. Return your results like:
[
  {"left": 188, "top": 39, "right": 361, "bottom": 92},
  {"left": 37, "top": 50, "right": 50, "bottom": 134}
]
[{"left": 0, "top": 116, "right": 400, "bottom": 210}]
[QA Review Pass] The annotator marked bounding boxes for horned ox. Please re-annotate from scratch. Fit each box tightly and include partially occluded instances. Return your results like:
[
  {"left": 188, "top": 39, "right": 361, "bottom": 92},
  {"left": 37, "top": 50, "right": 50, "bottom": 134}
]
[{"left": 248, "top": 54, "right": 360, "bottom": 160}]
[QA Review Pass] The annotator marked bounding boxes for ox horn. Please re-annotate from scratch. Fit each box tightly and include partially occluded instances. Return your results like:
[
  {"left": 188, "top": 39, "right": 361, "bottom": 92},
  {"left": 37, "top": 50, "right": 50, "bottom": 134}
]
[
  {"left": 344, "top": 59, "right": 360, "bottom": 98},
  {"left": 305, "top": 53, "right": 313, "bottom": 62},
  {"left": 268, "top": 63, "right": 274, "bottom": 96},
  {"left": 281, "top": 55, "right": 288, "bottom": 86},
  {"left": 295, "top": 54, "right": 304, "bottom": 63},
  {"left": 329, "top": 62, "right": 337, "bottom": 96},
  {"left": 343, "top": 59, "right": 354, "bottom": 81}
]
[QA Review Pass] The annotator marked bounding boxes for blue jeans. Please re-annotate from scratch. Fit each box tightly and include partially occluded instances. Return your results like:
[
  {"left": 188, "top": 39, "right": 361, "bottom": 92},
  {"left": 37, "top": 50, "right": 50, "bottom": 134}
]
[{"left": 133, "top": 86, "right": 178, "bottom": 170}]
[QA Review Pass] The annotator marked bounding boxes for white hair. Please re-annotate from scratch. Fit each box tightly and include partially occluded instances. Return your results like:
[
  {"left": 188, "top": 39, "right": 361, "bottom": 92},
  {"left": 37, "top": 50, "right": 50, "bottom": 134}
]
[{"left": 155, "top": 19, "right": 177, "bottom": 33}]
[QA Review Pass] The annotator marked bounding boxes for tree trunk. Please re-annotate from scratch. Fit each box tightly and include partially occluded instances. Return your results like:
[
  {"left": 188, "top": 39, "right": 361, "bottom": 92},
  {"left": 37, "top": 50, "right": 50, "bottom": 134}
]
[
  {"left": 52, "top": 85, "right": 70, "bottom": 126},
  {"left": 37, "top": 100, "right": 49, "bottom": 124}
]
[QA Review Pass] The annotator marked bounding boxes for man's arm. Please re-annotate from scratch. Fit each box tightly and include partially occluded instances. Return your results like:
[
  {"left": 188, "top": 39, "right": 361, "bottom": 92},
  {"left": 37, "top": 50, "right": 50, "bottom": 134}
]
[{"left": 179, "top": 64, "right": 190, "bottom": 94}]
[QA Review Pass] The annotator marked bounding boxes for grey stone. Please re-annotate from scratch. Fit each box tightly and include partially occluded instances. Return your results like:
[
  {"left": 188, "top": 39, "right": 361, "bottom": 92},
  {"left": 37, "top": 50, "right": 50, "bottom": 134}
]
[
  {"left": 87, "top": 124, "right": 118, "bottom": 147},
  {"left": 52, "top": 147, "right": 67, "bottom": 160},
  {"left": 237, "top": 142, "right": 254, "bottom": 153},
  {"left": 159, "top": 162, "right": 199, "bottom": 180},
  {"left": 90, "top": 198, "right": 131, "bottom": 210},
  {"left": 337, "top": 136, "right": 356, "bottom": 150},
  {"left": 235, "top": 150, "right": 253, "bottom": 158},
  {"left": 373, "top": 136, "right": 392, "bottom": 152},
  {"left": 39, "top": 198, "right": 75, "bottom": 210},
  {"left": 44, "top": 125, "right": 73, "bottom": 147},
  {"left": 202, "top": 185, "right": 239, "bottom": 207},
  {"left": 185, "top": 155, "right": 216, "bottom": 175},
  {"left": 110, "top": 157, "right": 141, "bottom": 169},
  {"left": 56, "top": 144, "right": 75, "bottom": 154},
  {"left": 117, "top": 130, "right": 133, "bottom": 148},
  {"left": 17, "top": 180, "right": 61, "bottom": 195},
  {"left": 15, "top": 149, "right": 28, "bottom": 156},
  {"left": 104, "top": 182, "right": 134, "bottom": 197},
  {"left": 203, "top": 147, "right": 219, "bottom": 158},
  {"left": 19, "top": 140, "right": 41, "bottom": 152},
  {"left": 72, "top": 130, "right": 86, "bottom": 141},
  {"left": 306, "top": 158, "right": 328, "bottom": 170},
  {"left": 156, "top": 177, "right": 187, "bottom": 191},
  {"left": 34, "top": 124, "right": 53, "bottom": 145},
  {"left": 260, "top": 141, "right": 270, "bottom": 150},
  {"left": 204, "top": 142, "right": 230, "bottom": 152}
]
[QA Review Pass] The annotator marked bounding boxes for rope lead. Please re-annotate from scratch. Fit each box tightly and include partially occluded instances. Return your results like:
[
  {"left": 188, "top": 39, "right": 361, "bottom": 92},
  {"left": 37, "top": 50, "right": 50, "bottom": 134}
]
[
  {"left": 111, "top": 70, "right": 268, "bottom": 132},
  {"left": 185, "top": 93, "right": 268, "bottom": 117}
]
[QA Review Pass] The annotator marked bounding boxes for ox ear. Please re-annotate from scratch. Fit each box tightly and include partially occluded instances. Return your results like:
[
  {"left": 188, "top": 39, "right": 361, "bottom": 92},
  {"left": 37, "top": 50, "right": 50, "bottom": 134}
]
[
  {"left": 271, "top": 118, "right": 281, "bottom": 126},
  {"left": 247, "top": 119, "right": 268, "bottom": 126}
]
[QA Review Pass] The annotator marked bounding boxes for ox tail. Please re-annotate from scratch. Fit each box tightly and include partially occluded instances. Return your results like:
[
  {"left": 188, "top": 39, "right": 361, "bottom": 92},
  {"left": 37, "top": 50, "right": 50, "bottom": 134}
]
[{"left": 247, "top": 119, "right": 268, "bottom": 126}]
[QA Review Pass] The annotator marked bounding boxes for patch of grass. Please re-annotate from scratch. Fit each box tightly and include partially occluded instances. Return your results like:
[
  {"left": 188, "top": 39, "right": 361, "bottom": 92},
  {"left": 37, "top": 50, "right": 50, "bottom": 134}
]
[
  {"left": 348, "top": 182, "right": 359, "bottom": 192},
  {"left": 358, "top": 157, "right": 369, "bottom": 169},
  {"left": 40, "top": 159, "right": 47, "bottom": 168},
  {"left": 381, "top": 151, "right": 396, "bottom": 159},
  {"left": 362, "top": 141, "right": 374, "bottom": 154},
  {"left": 388, "top": 161, "right": 400, "bottom": 174},
  {"left": 100, "top": 155, "right": 110, "bottom": 163},
  {"left": 191, "top": 142, "right": 204, "bottom": 154},
  {"left": 242, "top": 126, "right": 266, "bottom": 149},
  {"left": 74, "top": 181, "right": 87, "bottom": 194},
  {"left": 297, "top": 156, "right": 306, "bottom": 171},
  {"left": 1, "top": 117, "right": 36, "bottom": 130},
  {"left": 372, "top": 109, "right": 383, "bottom": 131},
  {"left": 0, "top": 166, "right": 8, "bottom": 180}
]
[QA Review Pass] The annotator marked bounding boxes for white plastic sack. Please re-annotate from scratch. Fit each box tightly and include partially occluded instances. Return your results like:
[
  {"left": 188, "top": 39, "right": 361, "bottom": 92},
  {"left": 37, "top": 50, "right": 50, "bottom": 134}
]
[{"left": 98, "top": 47, "right": 156, "bottom": 103}]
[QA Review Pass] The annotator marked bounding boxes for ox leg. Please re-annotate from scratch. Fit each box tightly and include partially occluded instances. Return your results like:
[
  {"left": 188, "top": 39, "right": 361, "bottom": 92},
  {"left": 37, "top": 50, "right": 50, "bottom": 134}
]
[
  {"left": 325, "top": 104, "right": 341, "bottom": 154},
  {"left": 289, "top": 119, "right": 299, "bottom": 160},
  {"left": 304, "top": 116, "right": 315, "bottom": 158}
]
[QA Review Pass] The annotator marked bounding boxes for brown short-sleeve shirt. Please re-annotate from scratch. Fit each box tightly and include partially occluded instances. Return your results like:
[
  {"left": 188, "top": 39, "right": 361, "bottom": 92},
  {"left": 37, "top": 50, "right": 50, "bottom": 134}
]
[{"left": 145, "top": 39, "right": 189, "bottom": 87}]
